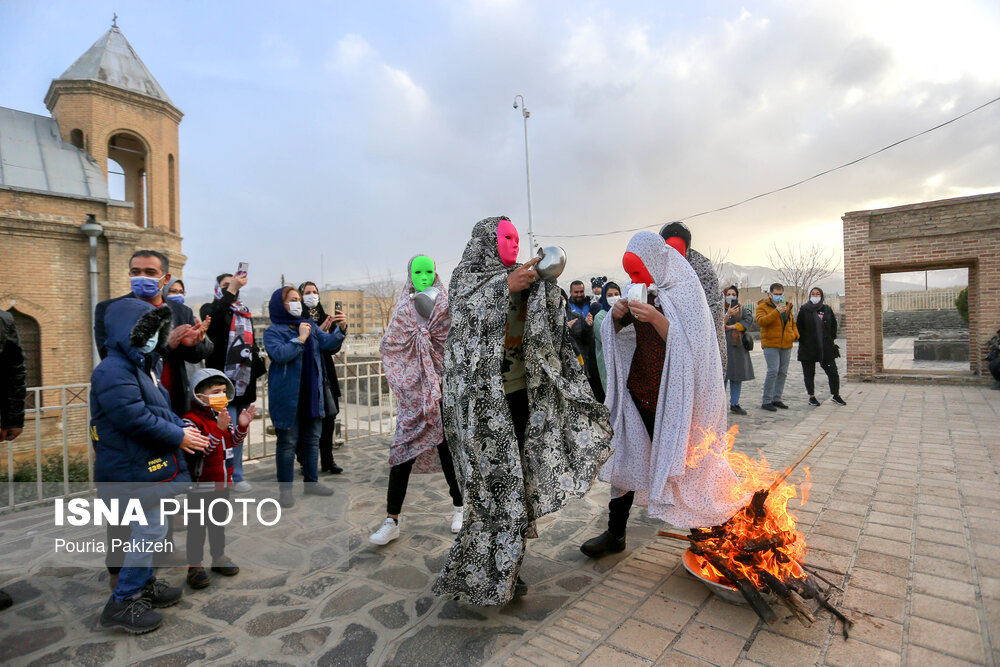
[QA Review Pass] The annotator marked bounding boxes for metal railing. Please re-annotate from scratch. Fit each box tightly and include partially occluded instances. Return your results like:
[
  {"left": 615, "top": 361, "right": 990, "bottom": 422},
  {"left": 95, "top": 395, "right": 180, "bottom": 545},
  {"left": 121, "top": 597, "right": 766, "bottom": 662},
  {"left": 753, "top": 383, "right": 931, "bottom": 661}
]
[
  {"left": 1, "top": 358, "right": 396, "bottom": 511},
  {"left": 881, "top": 289, "right": 962, "bottom": 312}
]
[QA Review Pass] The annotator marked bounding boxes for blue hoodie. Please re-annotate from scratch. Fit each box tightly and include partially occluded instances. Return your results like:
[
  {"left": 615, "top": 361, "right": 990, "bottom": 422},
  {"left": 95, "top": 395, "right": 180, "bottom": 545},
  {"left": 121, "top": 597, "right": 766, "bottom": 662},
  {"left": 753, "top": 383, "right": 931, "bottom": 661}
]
[
  {"left": 263, "top": 288, "right": 345, "bottom": 430},
  {"left": 90, "top": 299, "right": 189, "bottom": 495}
]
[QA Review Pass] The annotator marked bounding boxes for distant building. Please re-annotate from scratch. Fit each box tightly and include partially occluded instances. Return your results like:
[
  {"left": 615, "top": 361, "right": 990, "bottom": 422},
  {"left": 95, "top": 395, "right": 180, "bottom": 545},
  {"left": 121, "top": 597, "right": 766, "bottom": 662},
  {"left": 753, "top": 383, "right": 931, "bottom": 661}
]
[
  {"left": 318, "top": 288, "right": 396, "bottom": 334},
  {"left": 0, "top": 23, "right": 184, "bottom": 411}
]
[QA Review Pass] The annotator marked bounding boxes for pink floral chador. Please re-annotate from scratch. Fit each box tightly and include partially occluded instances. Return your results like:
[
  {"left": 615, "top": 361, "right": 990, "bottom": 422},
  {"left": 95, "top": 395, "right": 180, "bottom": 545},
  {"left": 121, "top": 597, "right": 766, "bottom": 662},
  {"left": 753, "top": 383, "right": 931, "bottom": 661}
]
[{"left": 379, "top": 258, "right": 451, "bottom": 473}]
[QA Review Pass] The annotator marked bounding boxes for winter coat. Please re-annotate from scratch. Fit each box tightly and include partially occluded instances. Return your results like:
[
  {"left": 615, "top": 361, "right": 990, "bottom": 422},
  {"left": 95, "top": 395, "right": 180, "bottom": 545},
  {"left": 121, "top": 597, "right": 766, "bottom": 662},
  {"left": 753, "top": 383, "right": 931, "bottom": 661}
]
[
  {"left": 204, "top": 291, "right": 266, "bottom": 405},
  {"left": 264, "top": 322, "right": 345, "bottom": 430},
  {"left": 756, "top": 297, "right": 799, "bottom": 349},
  {"left": 796, "top": 302, "right": 839, "bottom": 363},
  {"left": 89, "top": 300, "right": 190, "bottom": 501},
  {"left": 302, "top": 302, "right": 345, "bottom": 414},
  {"left": 182, "top": 368, "right": 247, "bottom": 490},
  {"left": 95, "top": 293, "right": 214, "bottom": 416},
  {"left": 725, "top": 304, "right": 755, "bottom": 382},
  {"left": 0, "top": 311, "right": 26, "bottom": 430}
]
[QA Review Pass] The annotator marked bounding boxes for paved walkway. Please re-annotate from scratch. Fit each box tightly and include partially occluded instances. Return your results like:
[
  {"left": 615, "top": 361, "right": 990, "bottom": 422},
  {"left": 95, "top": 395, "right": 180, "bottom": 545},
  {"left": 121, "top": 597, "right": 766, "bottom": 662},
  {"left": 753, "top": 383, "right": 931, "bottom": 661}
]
[{"left": 1, "top": 344, "right": 998, "bottom": 666}]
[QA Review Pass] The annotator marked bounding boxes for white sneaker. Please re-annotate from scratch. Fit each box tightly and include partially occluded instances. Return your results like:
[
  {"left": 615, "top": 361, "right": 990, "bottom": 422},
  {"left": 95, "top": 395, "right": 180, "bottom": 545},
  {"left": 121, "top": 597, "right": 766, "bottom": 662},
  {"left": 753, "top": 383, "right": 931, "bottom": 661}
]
[
  {"left": 232, "top": 481, "right": 252, "bottom": 493},
  {"left": 369, "top": 518, "right": 400, "bottom": 546},
  {"left": 450, "top": 506, "right": 464, "bottom": 534}
]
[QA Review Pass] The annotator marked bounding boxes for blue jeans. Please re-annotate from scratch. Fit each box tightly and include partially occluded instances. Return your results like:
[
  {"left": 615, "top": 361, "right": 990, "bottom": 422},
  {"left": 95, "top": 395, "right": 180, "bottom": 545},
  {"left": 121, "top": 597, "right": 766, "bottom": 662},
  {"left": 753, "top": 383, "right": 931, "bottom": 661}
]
[
  {"left": 114, "top": 504, "right": 167, "bottom": 600},
  {"left": 728, "top": 380, "right": 742, "bottom": 407},
  {"left": 227, "top": 403, "right": 248, "bottom": 482},
  {"left": 275, "top": 412, "right": 322, "bottom": 487},
  {"left": 762, "top": 347, "right": 791, "bottom": 405}
]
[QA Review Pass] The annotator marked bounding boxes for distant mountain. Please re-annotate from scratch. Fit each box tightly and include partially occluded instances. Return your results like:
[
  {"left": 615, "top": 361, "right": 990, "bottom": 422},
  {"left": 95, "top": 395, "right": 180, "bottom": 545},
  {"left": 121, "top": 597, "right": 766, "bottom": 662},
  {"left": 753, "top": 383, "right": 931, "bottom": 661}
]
[{"left": 718, "top": 263, "right": 967, "bottom": 295}]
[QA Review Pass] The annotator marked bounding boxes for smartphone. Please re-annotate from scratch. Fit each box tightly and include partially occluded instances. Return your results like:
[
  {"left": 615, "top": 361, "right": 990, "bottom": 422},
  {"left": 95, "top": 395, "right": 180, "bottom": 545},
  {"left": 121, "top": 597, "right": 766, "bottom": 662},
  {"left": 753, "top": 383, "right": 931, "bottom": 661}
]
[
  {"left": 334, "top": 301, "right": 343, "bottom": 312},
  {"left": 236, "top": 262, "right": 249, "bottom": 278}
]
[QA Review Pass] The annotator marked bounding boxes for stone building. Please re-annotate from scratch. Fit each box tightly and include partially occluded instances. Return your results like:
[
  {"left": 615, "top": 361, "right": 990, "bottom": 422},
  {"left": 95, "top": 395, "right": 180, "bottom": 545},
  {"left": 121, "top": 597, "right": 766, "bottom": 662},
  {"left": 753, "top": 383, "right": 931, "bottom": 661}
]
[
  {"left": 0, "top": 23, "right": 184, "bottom": 454},
  {"left": 842, "top": 192, "right": 1000, "bottom": 380}
]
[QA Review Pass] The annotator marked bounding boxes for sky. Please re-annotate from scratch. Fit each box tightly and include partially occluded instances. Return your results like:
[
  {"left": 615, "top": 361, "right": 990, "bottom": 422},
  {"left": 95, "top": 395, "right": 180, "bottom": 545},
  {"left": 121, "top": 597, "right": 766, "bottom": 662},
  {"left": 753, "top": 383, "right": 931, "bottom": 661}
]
[{"left": 2, "top": 0, "right": 999, "bottom": 298}]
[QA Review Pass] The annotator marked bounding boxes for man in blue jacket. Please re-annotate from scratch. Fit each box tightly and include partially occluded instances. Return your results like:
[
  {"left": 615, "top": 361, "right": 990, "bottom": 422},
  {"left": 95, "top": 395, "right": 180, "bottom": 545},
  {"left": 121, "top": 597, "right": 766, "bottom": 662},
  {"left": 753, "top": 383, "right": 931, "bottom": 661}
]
[{"left": 91, "top": 299, "right": 209, "bottom": 633}]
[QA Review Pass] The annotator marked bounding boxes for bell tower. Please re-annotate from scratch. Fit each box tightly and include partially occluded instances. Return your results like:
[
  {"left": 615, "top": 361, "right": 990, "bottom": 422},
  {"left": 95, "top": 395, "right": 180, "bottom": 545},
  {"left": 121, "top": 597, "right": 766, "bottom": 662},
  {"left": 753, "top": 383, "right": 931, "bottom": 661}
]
[{"left": 44, "top": 19, "right": 183, "bottom": 237}]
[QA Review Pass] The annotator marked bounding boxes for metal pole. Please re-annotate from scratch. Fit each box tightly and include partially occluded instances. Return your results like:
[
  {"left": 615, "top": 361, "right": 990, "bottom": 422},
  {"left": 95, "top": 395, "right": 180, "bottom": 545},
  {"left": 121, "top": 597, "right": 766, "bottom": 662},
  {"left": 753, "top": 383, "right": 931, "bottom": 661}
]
[
  {"left": 80, "top": 215, "right": 104, "bottom": 368},
  {"left": 513, "top": 95, "right": 535, "bottom": 254}
]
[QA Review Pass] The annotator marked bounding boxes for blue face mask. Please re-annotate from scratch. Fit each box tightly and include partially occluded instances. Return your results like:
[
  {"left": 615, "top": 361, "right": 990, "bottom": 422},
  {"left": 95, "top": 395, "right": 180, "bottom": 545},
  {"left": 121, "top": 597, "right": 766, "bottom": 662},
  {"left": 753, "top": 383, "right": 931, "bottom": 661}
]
[
  {"left": 166, "top": 294, "right": 185, "bottom": 304},
  {"left": 131, "top": 276, "right": 162, "bottom": 299},
  {"left": 771, "top": 293, "right": 784, "bottom": 303},
  {"left": 139, "top": 334, "right": 159, "bottom": 354}
]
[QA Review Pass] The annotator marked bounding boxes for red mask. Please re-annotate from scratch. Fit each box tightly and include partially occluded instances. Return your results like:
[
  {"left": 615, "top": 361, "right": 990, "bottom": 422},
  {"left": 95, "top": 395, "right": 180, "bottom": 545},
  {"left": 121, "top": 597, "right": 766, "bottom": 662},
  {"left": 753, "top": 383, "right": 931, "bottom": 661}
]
[
  {"left": 497, "top": 219, "right": 519, "bottom": 266},
  {"left": 664, "top": 236, "right": 687, "bottom": 256},
  {"left": 622, "top": 252, "right": 654, "bottom": 286}
]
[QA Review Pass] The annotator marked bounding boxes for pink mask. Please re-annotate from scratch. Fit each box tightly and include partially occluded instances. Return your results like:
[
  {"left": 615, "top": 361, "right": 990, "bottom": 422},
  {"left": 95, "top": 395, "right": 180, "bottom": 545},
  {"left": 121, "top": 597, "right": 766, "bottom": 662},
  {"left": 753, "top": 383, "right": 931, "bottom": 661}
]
[{"left": 497, "top": 219, "right": 519, "bottom": 266}]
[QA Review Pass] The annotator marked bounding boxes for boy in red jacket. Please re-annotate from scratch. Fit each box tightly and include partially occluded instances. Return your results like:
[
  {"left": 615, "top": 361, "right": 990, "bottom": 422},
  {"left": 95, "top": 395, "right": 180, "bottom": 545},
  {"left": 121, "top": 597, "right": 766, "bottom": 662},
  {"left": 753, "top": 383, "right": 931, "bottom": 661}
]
[{"left": 182, "top": 368, "right": 256, "bottom": 589}]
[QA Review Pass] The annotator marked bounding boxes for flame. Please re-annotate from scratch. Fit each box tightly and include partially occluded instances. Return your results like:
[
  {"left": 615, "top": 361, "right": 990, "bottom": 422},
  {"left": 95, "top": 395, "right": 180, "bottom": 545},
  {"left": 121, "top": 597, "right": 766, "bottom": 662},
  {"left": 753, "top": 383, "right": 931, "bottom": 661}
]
[{"left": 685, "top": 425, "right": 810, "bottom": 589}]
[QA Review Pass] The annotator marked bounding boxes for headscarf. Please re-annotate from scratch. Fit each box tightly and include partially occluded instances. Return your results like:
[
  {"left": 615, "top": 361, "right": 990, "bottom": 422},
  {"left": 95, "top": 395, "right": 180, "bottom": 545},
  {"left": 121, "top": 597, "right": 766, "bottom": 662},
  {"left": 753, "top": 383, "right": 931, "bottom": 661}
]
[
  {"left": 268, "top": 287, "right": 321, "bottom": 419},
  {"left": 598, "top": 281, "right": 622, "bottom": 312},
  {"left": 298, "top": 281, "right": 329, "bottom": 325},
  {"left": 600, "top": 231, "right": 745, "bottom": 528},
  {"left": 162, "top": 278, "right": 185, "bottom": 302},
  {"left": 433, "top": 216, "right": 613, "bottom": 606},
  {"left": 801, "top": 286, "right": 825, "bottom": 311},
  {"left": 379, "top": 257, "right": 451, "bottom": 471}
]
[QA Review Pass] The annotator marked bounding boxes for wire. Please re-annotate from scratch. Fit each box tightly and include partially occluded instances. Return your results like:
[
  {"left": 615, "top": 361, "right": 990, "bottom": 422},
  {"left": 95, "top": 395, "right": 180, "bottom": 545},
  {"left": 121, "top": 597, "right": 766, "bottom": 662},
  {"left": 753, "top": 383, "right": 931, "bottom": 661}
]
[{"left": 535, "top": 93, "right": 1000, "bottom": 240}]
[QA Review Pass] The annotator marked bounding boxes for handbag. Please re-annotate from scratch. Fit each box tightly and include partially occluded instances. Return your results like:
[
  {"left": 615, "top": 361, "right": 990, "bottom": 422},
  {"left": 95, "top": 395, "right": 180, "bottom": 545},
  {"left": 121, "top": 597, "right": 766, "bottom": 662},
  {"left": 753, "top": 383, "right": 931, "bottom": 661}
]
[{"left": 742, "top": 331, "right": 754, "bottom": 351}]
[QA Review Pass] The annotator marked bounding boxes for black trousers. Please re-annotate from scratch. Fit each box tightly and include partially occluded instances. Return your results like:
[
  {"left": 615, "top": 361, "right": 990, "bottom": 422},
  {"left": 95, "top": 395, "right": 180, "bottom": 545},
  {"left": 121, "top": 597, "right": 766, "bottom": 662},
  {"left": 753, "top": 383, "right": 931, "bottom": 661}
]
[
  {"left": 319, "top": 414, "right": 337, "bottom": 471},
  {"left": 186, "top": 489, "right": 229, "bottom": 566},
  {"left": 386, "top": 443, "right": 463, "bottom": 515},
  {"left": 607, "top": 396, "right": 656, "bottom": 539},
  {"left": 989, "top": 356, "right": 1000, "bottom": 382},
  {"left": 802, "top": 360, "right": 840, "bottom": 396}
]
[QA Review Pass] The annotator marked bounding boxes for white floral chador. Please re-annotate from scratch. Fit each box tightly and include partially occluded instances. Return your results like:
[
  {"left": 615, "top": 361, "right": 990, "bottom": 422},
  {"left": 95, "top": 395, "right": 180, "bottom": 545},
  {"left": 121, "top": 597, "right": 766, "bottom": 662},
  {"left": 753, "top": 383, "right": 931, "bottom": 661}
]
[
  {"left": 600, "top": 231, "right": 746, "bottom": 528},
  {"left": 432, "top": 216, "right": 613, "bottom": 605}
]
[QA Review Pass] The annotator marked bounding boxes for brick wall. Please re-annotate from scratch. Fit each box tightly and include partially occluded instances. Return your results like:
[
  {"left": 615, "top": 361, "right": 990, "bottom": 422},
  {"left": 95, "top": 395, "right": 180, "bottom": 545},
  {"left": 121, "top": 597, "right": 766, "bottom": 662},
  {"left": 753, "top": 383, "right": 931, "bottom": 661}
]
[{"left": 843, "top": 192, "right": 1000, "bottom": 379}]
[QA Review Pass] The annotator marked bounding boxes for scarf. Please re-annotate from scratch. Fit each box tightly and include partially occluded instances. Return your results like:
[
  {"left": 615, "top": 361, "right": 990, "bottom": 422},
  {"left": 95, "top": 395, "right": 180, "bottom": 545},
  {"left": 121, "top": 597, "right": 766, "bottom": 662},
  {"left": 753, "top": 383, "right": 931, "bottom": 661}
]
[
  {"left": 432, "top": 216, "right": 613, "bottom": 606},
  {"left": 600, "top": 231, "right": 745, "bottom": 528},
  {"left": 218, "top": 283, "right": 255, "bottom": 397},
  {"left": 379, "top": 257, "right": 451, "bottom": 472},
  {"left": 267, "top": 288, "right": 321, "bottom": 419}
]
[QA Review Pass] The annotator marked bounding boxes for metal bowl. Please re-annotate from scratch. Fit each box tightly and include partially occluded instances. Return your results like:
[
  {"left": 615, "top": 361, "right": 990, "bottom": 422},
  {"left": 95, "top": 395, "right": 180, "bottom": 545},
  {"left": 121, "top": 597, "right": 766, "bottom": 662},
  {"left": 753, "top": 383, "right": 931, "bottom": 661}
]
[
  {"left": 412, "top": 287, "right": 439, "bottom": 319},
  {"left": 682, "top": 548, "right": 805, "bottom": 606},
  {"left": 535, "top": 246, "right": 567, "bottom": 281}
]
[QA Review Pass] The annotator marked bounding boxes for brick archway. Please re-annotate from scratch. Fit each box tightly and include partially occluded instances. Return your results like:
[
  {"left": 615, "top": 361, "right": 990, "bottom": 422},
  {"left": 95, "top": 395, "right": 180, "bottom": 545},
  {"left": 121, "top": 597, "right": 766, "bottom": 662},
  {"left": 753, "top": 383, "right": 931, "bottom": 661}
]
[{"left": 843, "top": 192, "right": 1000, "bottom": 380}]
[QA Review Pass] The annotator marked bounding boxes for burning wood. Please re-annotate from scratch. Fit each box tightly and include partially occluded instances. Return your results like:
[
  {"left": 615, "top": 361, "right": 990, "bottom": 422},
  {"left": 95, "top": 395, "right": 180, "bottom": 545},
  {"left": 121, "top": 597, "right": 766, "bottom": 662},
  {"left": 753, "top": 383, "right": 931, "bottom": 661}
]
[{"left": 660, "top": 429, "right": 853, "bottom": 638}]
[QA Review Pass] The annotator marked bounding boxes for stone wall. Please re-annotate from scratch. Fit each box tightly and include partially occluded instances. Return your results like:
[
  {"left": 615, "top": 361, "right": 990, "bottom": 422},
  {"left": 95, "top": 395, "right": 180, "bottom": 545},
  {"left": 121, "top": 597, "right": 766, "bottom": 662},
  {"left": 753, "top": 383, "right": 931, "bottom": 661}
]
[
  {"left": 843, "top": 192, "right": 1000, "bottom": 379},
  {"left": 881, "top": 309, "right": 968, "bottom": 338}
]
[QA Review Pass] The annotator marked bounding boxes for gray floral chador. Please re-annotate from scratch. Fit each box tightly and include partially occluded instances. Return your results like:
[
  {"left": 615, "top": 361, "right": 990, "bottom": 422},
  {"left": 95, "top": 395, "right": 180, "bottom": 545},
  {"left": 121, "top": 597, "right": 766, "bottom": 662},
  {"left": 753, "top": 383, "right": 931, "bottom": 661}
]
[{"left": 432, "top": 216, "right": 613, "bottom": 605}]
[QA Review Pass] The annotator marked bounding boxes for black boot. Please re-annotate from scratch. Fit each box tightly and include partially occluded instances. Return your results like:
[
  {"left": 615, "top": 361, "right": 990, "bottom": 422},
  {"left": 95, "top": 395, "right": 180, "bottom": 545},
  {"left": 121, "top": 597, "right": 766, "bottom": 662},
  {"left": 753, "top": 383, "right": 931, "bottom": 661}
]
[
  {"left": 580, "top": 530, "right": 626, "bottom": 558},
  {"left": 328, "top": 459, "right": 343, "bottom": 475},
  {"left": 513, "top": 577, "right": 528, "bottom": 597},
  {"left": 99, "top": 595, "right": 162, "bottom": 633},
  {"left": 0, "top": 589, "right": 11, "bottom": 611}
]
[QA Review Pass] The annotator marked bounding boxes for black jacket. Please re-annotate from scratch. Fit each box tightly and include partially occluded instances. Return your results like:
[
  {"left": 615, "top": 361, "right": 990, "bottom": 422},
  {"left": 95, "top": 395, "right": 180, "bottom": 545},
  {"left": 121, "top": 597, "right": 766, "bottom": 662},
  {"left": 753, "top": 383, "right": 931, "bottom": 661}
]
[
  {"left": 796, "top": 302, "right": 838, "bottom": 363},
  {"left": 94, "top": 294, "right": 214, "bottom": 416},
  {"left": 204, "top": 291, "right": 266, "bottom": 404},
  {"left": 303, "top": 302, "right": 343, "bottom": 407},
  {"left": 0, "top": 311, "right": 27, "bottom": 429}
]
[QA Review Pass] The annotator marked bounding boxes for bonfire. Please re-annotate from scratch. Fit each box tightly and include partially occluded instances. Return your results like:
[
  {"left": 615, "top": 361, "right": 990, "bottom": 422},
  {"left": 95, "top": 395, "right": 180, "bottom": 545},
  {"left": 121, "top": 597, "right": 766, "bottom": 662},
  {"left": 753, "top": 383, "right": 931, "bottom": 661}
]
[{"left": 660, "top": 428, "right": 852, "bottom": 637}]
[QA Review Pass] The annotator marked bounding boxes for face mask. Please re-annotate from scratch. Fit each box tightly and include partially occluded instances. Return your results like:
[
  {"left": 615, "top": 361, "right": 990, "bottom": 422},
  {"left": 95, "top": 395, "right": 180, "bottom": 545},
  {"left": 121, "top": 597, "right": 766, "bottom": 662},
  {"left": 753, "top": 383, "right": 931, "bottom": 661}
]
[
  {"left": 139, "top": 334, "right": 159, "bottom": 354},
  {"left": 496, "top": 219, "right": 519, "bottom": 266},
  {"left": 166, "top": 294, "right": 185, "bottom": 304},
  {"left": 303, "top": 294, "right": 319, "bottom": 308},
  {"left": 664, "top": 236, "right": 687, "bottom": 256},
  {"left": 131, "top": 276, "right": 162, "bottom": 299},
  {"left": 810, "top": 296, "right": 822, "bottom": 305},
  {"left": 410, "top": 255, "right": 436, "bottom": 292},
  {"left": 606, "top": 296, "right": 621, "bottom": 307},
  {"left": 622, "top": 252, "right": 654, "bottom": 286},
  {"left": 772, "top": 294, "right": 784, "bottom": 303},
  {"left": 725, "top": 295, "right": 736, "bottom": 304},
  {"left": 199, "top": 393, "right": 229, "bottom": 410},
  {"left": 287, "top": 301, "right": 302, "bottom": 317}
]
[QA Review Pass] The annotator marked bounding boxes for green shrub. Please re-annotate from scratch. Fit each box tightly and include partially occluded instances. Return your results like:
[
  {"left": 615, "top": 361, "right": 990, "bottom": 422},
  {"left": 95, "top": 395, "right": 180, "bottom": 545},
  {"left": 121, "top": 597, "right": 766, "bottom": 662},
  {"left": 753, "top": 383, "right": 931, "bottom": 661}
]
[{"left": 955, "top": 287, "right": 969, "bottom": 324}]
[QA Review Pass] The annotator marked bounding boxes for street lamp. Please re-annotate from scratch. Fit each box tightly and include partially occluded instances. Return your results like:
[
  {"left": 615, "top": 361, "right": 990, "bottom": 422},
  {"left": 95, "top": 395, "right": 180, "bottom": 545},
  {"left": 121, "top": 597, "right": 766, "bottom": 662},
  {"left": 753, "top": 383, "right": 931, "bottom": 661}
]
[
  {"left": 512, "top": 95, "right": 535, "bottom": 254},
  {"left": 80, "top": 214, "right": 104, "bottom": 367}
]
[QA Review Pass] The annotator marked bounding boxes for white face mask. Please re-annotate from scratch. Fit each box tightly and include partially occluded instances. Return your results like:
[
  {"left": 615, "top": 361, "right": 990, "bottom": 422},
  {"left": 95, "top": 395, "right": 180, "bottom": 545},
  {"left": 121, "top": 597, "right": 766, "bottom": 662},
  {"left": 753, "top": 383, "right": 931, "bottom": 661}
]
[
  {"left": 303, "top": 294, "right": 319, "bottom": 308},
  {"left": 810, "top": 296, "right": 822, "bottom": 305},
  {"left": 725, "top": 295, "right": 736, "bottom": 304},
  {"left": 287, "top": 301, "right": 303, "bottom": 317},
  {"left": 606, "top": 296, "right": 620, "bottom": 307}
]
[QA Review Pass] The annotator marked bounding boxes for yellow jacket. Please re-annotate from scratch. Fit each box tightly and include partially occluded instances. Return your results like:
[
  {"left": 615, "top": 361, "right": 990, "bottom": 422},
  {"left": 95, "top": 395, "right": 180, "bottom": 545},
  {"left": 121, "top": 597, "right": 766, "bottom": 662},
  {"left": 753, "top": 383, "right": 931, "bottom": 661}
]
[{"left": 755, "top": 297, "right": 799, "bottom": 349}]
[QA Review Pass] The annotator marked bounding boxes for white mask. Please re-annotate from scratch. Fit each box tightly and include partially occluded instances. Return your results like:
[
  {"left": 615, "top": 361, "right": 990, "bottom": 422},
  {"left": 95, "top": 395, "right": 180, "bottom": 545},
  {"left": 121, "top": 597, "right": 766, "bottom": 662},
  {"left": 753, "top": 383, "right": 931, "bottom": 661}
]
[
  {"left": 606, "top": 296, "right": 620, "bottom": 307},
  {"left": 287, "top": 301, "right": 303, "bottom": 317},
  {"left": 303, "top": 294, "right": 319, "bottom": 308},
  {"left": 810, "top": 296, "right": 821, "bottom": 305},
  {"left": 725, "top": 295, "right": 736, "bottom": 304}
]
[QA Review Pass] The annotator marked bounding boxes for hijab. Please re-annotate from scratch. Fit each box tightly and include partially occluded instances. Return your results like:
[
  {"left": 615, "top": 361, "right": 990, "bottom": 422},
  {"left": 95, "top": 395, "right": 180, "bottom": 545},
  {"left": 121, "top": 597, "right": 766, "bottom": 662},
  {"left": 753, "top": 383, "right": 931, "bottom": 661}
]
[
  {"left": 598, "top": 281, "right": 621, "bottom": 312},
  {"left": 268, "top": 287, "right": 322, "bottom": 418}
]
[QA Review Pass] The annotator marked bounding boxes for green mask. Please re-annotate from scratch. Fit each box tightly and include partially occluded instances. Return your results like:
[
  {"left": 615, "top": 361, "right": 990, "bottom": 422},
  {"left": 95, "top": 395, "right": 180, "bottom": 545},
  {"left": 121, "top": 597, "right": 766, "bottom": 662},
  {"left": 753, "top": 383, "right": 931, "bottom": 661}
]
[{"left": 410, "top": 255, "right": 435, "bottom": 292}]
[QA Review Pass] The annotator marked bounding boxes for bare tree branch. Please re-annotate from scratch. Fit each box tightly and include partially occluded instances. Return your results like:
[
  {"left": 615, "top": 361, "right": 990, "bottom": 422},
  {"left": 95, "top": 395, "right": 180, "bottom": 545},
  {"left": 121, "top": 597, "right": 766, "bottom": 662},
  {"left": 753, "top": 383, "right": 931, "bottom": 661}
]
[
  {"left": 364, "top": 269, "right": 402, "bottom": 333},
  {"left": 765, "top": 242, "right": 837, "bottom": 306},
  {"left": 706, "top": 247, "right": 734, "bottom": 286}
]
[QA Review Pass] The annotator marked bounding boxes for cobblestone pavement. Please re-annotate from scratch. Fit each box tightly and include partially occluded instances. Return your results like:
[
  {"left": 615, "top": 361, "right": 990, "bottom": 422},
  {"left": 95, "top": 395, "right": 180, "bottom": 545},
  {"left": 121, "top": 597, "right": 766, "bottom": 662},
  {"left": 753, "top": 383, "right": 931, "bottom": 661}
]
[{"left": 1, "top": 342, "right": 998, "bottom": 666}]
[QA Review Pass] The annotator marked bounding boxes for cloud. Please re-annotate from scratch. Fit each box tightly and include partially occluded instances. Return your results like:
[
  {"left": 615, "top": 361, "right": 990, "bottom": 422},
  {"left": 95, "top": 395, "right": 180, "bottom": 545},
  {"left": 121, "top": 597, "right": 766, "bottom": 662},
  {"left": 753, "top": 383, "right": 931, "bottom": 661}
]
[{"left": 327, "top": 33, "right": 375, "bottom": 72}]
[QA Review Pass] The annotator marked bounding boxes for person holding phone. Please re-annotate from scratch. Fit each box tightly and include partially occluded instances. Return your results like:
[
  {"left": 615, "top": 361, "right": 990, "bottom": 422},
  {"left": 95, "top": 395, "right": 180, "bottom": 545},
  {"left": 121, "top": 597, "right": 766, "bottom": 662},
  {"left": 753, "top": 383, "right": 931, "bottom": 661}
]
[
  {"left": 299, "top": 281, "right": 347, "bottom": 474},
  {"left": 756, "top": 283, "right": 799, "bottom": 411},
  {"left": 204, "top": 267, "right": 266, "bottom": 492},
  {"left": 264, "top": 286, "right": 345, "bottom": 507},
  {"left": 723, "top": 286, "right": 755, "bottom": 415}
]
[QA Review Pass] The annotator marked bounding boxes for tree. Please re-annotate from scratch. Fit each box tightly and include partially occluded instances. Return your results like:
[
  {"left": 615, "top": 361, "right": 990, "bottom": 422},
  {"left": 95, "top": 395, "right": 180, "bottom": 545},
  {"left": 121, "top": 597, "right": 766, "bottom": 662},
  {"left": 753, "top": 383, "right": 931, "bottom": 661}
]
[
  {"left": 765, "top": 242, "right": 837, "bottom": 307},
  {"left": 364, "top": 270, "right": 402, "bottom": 333},
  {"left": 706, "top": 248, "right": 735, "bottom": 287},
  {"left": 955, "top": 287, "right": 969, "bottom": 324}
]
